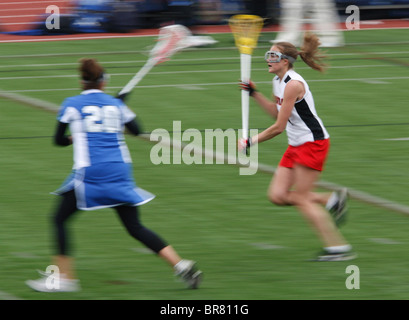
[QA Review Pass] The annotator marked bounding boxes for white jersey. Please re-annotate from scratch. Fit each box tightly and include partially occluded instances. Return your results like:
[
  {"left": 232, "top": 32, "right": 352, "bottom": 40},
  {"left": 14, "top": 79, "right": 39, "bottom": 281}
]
[
  {"left": 54, "top": 90, "right": 155, "bottom": 210},
  {"left": 273, "top": 69, "right": 329, "bottom": 146},
  {"left": 57, "top": 89, "right": 136, "bottom": 169}
]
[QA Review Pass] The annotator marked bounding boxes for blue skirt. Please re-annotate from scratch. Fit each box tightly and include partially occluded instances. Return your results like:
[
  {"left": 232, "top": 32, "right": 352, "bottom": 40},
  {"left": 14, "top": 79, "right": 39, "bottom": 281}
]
[{"left": 53, "top": 163, "right": 155, "bottom": 211}]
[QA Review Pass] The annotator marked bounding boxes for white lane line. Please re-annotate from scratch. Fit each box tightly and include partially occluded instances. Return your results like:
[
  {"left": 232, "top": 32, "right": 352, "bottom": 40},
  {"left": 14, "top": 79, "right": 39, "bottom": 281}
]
[
  {"left": 0, "top": 0, "right": 67, "bottom": 4},
  {"left": 0, "top": 34, "right": 159, "bottom": 43}
]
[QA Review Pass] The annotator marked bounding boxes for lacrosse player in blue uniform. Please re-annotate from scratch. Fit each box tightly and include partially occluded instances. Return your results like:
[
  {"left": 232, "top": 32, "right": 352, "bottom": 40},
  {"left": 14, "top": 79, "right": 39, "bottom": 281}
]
[{"left": 26, "top": 58, "right": 202, "bottom": 292}]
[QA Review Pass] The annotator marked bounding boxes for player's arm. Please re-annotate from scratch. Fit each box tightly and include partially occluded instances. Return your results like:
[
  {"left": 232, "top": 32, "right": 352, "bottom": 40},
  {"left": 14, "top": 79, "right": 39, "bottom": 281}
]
[
  {"left": 251, "top": 81, "right": 302, "bottom": 144},
  {"left": 124, "top": 118, "right": 142, "bottom": 136},
  {"left": 252, "top": 91, "right": 278, "bottom": 119},
  {"left": 54, "top": 121, "right": 72, "bottom": 146},
  {"left": 240, "top": 81, "right": 278, "bottom": 119},
  {"left": 121, "top": 101, "right": 143, "bottom": 136}
]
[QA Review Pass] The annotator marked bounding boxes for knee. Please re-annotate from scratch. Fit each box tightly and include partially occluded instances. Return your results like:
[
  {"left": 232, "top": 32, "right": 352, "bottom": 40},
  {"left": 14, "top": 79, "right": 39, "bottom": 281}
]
[
  {"left": 125, "top": 224, "right": 144, "bottom": 240},
  {"left": 290, "top": 192, "right": 313, "bottom": 210},
  {"left": 268, "top": 191, "right": 288, "bottom": 206}
]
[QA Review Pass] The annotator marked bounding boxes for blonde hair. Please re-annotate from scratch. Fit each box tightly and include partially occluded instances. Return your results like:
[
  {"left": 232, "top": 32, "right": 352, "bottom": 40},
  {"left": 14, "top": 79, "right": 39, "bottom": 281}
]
[{"left": 275, "top": 33, "right": 327, "bottom": 73}]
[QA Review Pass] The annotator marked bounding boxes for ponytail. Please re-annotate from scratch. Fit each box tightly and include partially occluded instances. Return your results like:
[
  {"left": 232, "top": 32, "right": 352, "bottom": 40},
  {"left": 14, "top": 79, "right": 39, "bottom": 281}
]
[
  {"left": 298, "top": 33, "right": 327, "bottom": 73},
  {"left": 275, "top": 32, "right": 328, "bottom": 73}
]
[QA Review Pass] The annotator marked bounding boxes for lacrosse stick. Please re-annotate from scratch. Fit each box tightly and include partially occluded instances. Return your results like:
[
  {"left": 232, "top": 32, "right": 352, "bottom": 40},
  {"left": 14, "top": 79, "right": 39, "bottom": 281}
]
[
  {"left": 117, "top": 24, "right": 217, "bottom": 101},
  {"left": 229, "top": 15, "right": 263, "bottom": 144}
]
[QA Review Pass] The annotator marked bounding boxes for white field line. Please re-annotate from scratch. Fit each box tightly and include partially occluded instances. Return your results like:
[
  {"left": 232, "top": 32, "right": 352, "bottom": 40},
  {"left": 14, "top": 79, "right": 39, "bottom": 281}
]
[
  {"left": 380, "top": 137, "right": 409, "bottom": 141},
  {"left": 0, "top": 290, "right": 23, "bottom": 300},
  {"left": 1, "top": 49, "right": 409, "bottom": 59},
  {"left": 0, "top": 59, "right": 393, "bottom": 69},
  {"left": 1, "top": 89, "right": 409, "bottom": 216},
  {"left": 0, "top": 59, "right": 391, "bottom": 70},
  {"left": 4, "top": 76, "right": 408, "bottom": 93},
  {"left": 0, "top": 65, "right": 394, "bottom": 81}
]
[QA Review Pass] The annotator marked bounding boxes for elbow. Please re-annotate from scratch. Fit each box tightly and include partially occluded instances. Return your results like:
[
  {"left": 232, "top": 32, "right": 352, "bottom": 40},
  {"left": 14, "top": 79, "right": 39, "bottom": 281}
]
[
  {"left": 271, "top": 124, "right": 285, "bottom": 136},
  {"left": 54, "top": 135, "right": 71, "bottom": 146},
  {"left": 275, "top": 118, "right": 288, "bottom": 134},
  {"left": 53, "top": 136, "right": 63, "bottom": 146},
  {"left": 125, "top": 119, "right": 142, "bottom": 136},
  {"left": 276, "top": 126, "right": 285, "bottom": 135}
]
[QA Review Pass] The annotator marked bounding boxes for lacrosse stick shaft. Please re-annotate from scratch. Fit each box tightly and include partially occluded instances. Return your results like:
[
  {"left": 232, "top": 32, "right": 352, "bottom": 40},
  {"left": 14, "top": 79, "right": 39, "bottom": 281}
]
[
  {"left": 117, "top": 25, "right": 217, "bottom": 101},
  {"left": 118, "top": 57, "right": 157, "bottom": 97},
  {"left": 229, "top": 15, "right": 263, "bottom": 142},
  {"left": 240, "top": 53, "right": 251, "bottom": 140}
]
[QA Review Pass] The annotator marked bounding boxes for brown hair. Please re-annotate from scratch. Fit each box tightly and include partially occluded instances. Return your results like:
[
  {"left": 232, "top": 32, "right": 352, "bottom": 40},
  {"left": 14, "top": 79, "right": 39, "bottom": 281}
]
[
  {"left": 275, "top": 32, "right": 327, "bottom": 73},
  {"left": 79, "top": 58, "right": 105, "bottom": 89}
]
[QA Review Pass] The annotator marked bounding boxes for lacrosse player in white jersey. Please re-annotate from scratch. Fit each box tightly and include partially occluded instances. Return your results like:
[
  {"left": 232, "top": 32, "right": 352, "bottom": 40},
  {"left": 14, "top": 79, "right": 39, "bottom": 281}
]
[
  {"left": 26, "top": 58, "right": 202, "bottom": 292},
  {"left": 239, "top": 33, "right": 355, "bottom": 261}
]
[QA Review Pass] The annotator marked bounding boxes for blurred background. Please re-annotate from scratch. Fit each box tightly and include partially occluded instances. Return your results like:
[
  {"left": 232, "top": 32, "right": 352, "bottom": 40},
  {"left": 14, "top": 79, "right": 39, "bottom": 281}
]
[{"left": 1, "top": 0, "right": 409, "bottom": 34}]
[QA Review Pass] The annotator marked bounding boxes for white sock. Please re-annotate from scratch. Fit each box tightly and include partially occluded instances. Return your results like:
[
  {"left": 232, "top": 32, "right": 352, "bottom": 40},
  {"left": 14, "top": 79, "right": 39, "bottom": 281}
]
[
  {"left": 174, "top": 260, "right": 191, "bottom": 273},
  {"left": 325, "top": 192, "right": 338, "bottom": 210},
  {"left": 324, "top": 245, "right": 352, "bottom": 253}
]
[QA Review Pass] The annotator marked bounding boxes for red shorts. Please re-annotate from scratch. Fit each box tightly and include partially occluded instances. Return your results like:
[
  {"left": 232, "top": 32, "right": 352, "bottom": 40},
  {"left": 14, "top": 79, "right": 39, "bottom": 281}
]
[{"left": 279, "top": 139, "right": 330, "bottom": 171}]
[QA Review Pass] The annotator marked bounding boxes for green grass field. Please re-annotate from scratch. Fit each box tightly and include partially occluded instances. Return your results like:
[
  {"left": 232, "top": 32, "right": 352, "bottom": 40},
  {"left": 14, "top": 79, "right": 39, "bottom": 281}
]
[{"left": 1, "top": 28, "right": 409, "bottom": 301}]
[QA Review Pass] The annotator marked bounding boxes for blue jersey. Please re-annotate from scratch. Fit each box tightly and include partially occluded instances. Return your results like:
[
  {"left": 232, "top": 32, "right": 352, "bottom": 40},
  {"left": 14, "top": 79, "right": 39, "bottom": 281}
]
[
  {"left": 55, "top": 89, "right": 154, "bottom": 210},
  {"left": 58, "top": 89, "right": 136, "bottom": 169}
]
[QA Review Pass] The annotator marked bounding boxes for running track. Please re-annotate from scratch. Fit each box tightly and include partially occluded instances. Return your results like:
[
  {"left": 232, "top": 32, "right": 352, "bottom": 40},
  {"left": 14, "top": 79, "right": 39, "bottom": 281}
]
[{"left": 0, "top": 4, "right": 409, "bottom": 44}]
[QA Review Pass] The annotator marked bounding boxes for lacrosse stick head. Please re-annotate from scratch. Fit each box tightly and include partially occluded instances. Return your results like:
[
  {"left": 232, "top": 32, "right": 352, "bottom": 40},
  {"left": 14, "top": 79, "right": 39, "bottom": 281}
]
[
  {"left": 150, "top": 24, "right": 192, "bottom": 65},
  {"left": 229, "top": 15, "right": 264, "bottom": 55}
]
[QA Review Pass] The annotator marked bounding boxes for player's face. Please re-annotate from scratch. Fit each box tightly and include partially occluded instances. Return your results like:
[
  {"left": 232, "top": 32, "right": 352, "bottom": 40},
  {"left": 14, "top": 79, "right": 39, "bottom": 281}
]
[{"left": 266, "top": 46, "right": 286, "bottom": 74}]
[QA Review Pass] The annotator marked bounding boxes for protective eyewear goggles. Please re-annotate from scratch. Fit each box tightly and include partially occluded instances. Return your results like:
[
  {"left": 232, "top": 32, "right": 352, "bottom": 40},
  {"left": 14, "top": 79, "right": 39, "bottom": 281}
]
[
  {"left": 264, "top": 51, "right": 296, "bottom": 64},
  {"left": 82, "top": 72, "right": 110, "bottom": 84}
]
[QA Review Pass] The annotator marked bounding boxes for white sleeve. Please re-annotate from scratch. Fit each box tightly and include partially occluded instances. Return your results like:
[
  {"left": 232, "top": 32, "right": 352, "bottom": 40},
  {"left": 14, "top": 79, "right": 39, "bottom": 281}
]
[
  {"left": 58, "top": 106, "right": 81, "bottom": 124},
  {"left": 121, "top": 105, "right": 137, "bottom": 124}
]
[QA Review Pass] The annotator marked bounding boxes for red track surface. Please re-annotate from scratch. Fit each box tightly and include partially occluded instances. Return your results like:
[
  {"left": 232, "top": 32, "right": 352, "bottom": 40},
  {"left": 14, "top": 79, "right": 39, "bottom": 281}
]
[
  {"left": 0, "top": 0, "right": 408, "bottom": 44},
  {"left": 0, "top": 0, "right": 73, "bottom": 32}
]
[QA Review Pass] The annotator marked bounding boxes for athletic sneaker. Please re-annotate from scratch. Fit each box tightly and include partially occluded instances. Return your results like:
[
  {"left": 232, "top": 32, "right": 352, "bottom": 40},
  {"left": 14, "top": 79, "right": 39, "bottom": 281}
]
[
  {"left": 26, "top": 271, "right": 80, "bottom": 293},
  {"left": 313, "top": 249, "right": 357, "bottom": 262},
  {"left": 328, "top": 188, "right": 349, "bottom": 226},
  {"left": 174, "top": 260, "right": 203, "bottom": 289}
]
